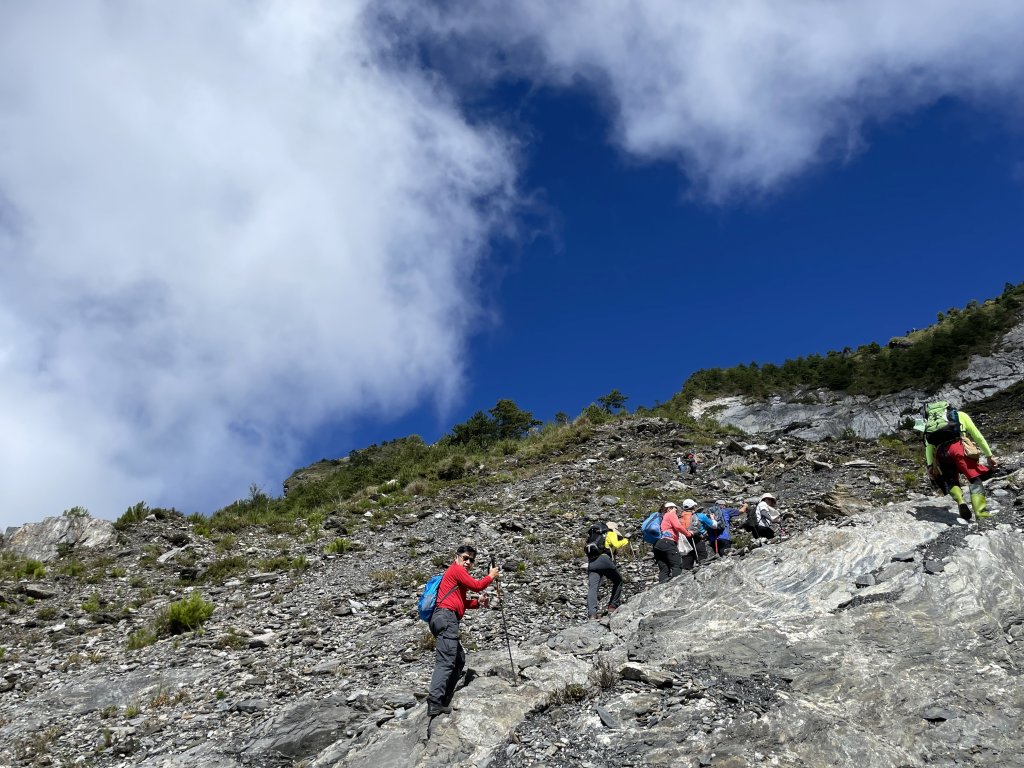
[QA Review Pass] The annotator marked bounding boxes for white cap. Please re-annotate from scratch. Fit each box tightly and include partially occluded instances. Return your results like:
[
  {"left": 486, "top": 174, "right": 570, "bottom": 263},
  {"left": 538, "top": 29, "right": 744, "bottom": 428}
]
[
  {"left": 682, "top": 499, "right": 698, "bottom": 510},
  {"left": 760, "top": 492, "right": 776, "bottom": 501}
]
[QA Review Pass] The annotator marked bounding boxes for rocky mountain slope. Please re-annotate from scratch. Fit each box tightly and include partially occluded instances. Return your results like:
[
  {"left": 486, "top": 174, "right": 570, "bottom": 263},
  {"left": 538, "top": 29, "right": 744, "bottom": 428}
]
[
  {"left": 689, "top": 313, "right": 1024, "bottom": 440},
  {"left": 2, "top": 382, "right": 1024, "bottom": 766}
]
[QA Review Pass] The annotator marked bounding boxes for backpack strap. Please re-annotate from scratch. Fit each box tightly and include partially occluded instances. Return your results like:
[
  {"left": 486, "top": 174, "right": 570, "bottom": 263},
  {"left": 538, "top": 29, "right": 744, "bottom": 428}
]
[{"left": 435, "top": 580, "right": 461, "bottom": 612}]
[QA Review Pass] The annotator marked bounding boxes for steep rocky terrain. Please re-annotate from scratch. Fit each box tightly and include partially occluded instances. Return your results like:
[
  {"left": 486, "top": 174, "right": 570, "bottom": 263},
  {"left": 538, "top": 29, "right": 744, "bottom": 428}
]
[
  {"left": 690, "top": 316, "right": 1024, "bottom": 440},
  {"left": 2, "top": 383, "right": 1024, "bottom": 767}
]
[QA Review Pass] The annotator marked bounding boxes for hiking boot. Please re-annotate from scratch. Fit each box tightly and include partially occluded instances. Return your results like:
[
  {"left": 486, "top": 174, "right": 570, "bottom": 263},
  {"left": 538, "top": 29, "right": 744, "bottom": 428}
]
[
  {"left": 427, "top": 702, "right": 453, "bottom": 717},
  {"left": 957, "top": 503, "right": 973, "bottom": 520},
  {"left": 975, "top": 510, "right": 994, "bottom": 519},
  {"left": 605, "top": 605, "right": 618, "bottom": 616}
]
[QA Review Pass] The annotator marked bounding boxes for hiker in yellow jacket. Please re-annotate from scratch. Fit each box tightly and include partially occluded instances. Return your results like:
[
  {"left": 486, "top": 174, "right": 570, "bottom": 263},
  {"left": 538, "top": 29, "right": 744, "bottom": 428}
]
[
  {"left": 586, "top": 521, "right": 629, "bottom": 620},
  {"left": 921, "top": 403, "right": 997, "bottom": 520}
]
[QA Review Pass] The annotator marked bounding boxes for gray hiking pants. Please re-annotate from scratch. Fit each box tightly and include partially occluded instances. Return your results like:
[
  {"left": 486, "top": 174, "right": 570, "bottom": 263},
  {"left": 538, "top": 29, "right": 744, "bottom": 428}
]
[
  {"left": 428, "top": 608, "right": 465, "bottom": 706},
  {"left": 586, "top": 554, "right": 623, "bottom": 617}
]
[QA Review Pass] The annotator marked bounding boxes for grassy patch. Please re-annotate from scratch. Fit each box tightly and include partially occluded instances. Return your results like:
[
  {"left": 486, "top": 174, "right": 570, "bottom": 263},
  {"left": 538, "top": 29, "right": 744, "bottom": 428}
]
[
  {"left": 127, "top": 627, "right": 158, "bottom": 650},
  {"left": 203, "top": 556, "right": 249, "bottom": 583},
  {"left": 158, "top": 592, "right": 215, "bottom": 635},
  {"left": 0, "top": 553, "right": 45, "bottom": 581},
  {"left": 324, "top": 537, "right": 352, "bottom": 555}
]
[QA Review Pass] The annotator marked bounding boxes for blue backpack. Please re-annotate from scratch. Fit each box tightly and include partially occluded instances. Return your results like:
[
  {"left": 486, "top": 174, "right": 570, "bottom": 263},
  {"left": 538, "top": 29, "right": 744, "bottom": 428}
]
[
  {"left": 641, "top": 511, "right": 663, "bottom": 544},
  {"left": 705, "top": 505, "right": 726, "bottom": 534},
  {"left": 417, "top": 574, "right": 459, "bottom": 622}
]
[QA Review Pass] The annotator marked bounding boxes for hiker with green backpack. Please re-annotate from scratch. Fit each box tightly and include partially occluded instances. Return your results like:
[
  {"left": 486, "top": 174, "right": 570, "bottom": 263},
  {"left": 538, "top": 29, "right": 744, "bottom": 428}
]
[
  {"left": 424, "top": 544, "right": 498, "bottom": 717},
  {"left": 917, "top": 401, "right": 997, "bottom": 520}
]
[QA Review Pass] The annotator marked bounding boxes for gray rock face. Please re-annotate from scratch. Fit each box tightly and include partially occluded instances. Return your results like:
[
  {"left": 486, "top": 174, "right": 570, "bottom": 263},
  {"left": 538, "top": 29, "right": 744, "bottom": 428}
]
[
  {"left": 293, "top": 500, "right": 1024, "bottom": 767},
  {"left": 481, "top": 502, "right": 1024, "bottom": 767},
  {"left": 243, "top": 694, "right": 356, "bottom": 758},
  {"left": 2, "top": 514, "right": 117, "bottom": 561},
  {"left": 0, "top": 408, "right": 1020, "bottom": 767},
  {"left": 691, "top": 317, "right": 1024, "bottom": 439}
]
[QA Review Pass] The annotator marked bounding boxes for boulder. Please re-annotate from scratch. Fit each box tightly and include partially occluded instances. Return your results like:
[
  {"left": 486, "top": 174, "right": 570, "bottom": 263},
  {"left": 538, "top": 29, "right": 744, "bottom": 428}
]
[{"left": 2, "top": 516, "right": 116, "bottom": 562}]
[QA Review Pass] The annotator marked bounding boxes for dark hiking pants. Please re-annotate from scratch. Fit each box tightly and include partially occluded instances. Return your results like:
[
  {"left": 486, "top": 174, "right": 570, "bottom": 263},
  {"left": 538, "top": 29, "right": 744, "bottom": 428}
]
[
  {"left": 692, "top": 537, "right": 709, "bottom": 563},
  {"left": 587, "top": 554, "right": 623, "bottom": 617},
  {"left": 428, "top": 608, "right": 465, "bottom": 707},
  {"left": 653, "top": 538, "right": 683, "bottom": 582}
]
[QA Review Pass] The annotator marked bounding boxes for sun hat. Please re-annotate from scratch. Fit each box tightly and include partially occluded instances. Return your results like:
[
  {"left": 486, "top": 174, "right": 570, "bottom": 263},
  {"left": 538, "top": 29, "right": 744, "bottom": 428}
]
[
  {"left": 760, "top": 492, "right": 776, "bottom": 501},
  {"left": 682, "top": 499, "right": 698, "bottom": 509},
  {"left": 664, "top": 501, "right": 679, "bottom": 509},
  {"left": 605, "top": 521, "right": 620, "bottom": 533}
]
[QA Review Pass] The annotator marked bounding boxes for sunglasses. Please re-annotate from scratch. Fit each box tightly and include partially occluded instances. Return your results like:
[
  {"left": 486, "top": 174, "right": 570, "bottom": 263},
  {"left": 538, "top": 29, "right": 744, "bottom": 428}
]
[{"left": 459, "top": 554, "right": 475, "bottom": 564}]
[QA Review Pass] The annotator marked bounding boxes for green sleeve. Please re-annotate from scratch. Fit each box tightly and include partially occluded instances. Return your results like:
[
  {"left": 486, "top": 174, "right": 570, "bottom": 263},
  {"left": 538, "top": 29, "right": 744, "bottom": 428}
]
[
  {"left": 924, "top": 442, "right": 935, "bottom": 467},
  {"left": 958, "top": 412, "right": 992, "bottom": 456}
]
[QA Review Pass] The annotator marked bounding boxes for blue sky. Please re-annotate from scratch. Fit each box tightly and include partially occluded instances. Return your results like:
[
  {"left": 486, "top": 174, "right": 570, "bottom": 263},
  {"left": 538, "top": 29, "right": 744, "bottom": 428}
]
[
  {"left": 1, "top": 2, "right": 1023, "bottom": 527},
  {"left": 310, "top": 89, "right": 1024, "bottom": 464}
]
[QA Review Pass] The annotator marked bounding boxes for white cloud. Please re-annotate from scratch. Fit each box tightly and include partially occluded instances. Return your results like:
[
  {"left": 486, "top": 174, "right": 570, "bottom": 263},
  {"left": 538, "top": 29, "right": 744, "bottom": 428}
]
[
  {"left": 400, "top": 0, "right": 1024, "bottom": 199},
  {"left": 0, "top": 2, "right": 516, "bottom": 527},
  {"left": 5, "top": 1, "right": 1024, "bottom": 529}
]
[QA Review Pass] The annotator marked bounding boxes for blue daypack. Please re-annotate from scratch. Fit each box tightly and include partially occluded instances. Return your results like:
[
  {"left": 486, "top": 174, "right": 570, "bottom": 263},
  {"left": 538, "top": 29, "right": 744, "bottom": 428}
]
[
  {"left": 417, "top": 574, "right": 459, "bottom": 622},
  {"left": 641, "top": 511, "right": 663, "bottom": 544}
]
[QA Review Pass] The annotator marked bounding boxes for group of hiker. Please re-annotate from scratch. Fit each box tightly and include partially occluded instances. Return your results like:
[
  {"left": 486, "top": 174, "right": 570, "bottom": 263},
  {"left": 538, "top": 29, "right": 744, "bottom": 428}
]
[
  {"left": 585, "top": 492, "right": 784, "bottom": 617},
  {"left": 422, "top": 399, "right": 999, "bottom": 718}
]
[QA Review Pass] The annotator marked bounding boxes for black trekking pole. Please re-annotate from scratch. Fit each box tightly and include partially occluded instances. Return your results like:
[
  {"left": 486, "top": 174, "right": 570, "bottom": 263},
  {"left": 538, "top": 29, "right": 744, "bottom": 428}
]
[{"left": 491, "top": 556, "right": 517, "bottom": 686}]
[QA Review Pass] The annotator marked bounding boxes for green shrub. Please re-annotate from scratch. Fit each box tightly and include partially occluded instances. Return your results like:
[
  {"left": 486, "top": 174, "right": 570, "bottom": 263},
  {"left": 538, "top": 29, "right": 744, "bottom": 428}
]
[
  {"left": 437, "top": 455, "right": 471, "bottom": 481},
  {"left": 126, "top": 628, "right": 157, "bottom": 650},
  {"left": 671, "top": 283, "right": 1024, "bottom": 403},
  {"left": 202, "top": 556, "right": 249, "bottom": 583},
  {"left": 0, "top": 553, "right": 46, "bottom": 581},
  {"left": 403, "top": 478, "right": 432, "bottom": 496},
  {"left": 324, "top": 537, "right": 352, "bottom": 555},
  {"left": 81, "top": 591, "right": 102, "bottom": 614},
  {"left": 62, "top": 506, "right": 90, "bottom": 518},
  {"left": 114, "top": 502, "right": 150, "bottom": 530},
  {"left": 59, "top": 559, "right": 85, "bottom": 578},
  {"left": 578, "top": 403, "right": 613, "bottom": 425},
  {"left": 56, "top": 542, "right": 75, "bottom": 558},
  {"left": 548, "top": 683, "right": 588, "bottom": 706},
  {"left": 159, "top": 592, "right": 214, "bottom": 635},
  {"left": 187, "top": 512, "right": 211, "bottom": 537},
  {"left": 258, "top": 555, "right": 308, "bottom": 573}
]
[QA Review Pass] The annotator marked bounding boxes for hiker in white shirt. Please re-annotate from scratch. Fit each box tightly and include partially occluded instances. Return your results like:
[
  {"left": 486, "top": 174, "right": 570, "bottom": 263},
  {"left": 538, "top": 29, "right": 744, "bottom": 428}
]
[{"left": 754, "top": 492, "right": 780, "bottom": 539}]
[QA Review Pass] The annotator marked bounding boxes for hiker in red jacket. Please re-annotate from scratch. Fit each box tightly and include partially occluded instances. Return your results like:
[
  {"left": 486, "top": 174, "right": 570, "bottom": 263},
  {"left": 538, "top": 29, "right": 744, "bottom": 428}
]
[{"left": 427, "top": 544, "right": 499, "bottom": 717}]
